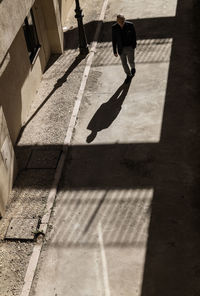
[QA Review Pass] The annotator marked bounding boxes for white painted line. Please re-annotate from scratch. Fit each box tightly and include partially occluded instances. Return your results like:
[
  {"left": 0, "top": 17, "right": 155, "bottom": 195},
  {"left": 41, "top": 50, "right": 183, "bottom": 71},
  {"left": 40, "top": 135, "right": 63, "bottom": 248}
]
[
  {"left": 98, "top": 222, "right": 111, "bottom": 296},
  {"left": 95, "top": 248, "right": 104, "bottom": 296},
  {"left": 20, "top": 0, "right": 109, "bottom": 295},
  {"left": 20, "top": 243, "right": 43, "bottom": 296},
  {"left": 99, "top": 0, "right": 109, "bottom": 20}
]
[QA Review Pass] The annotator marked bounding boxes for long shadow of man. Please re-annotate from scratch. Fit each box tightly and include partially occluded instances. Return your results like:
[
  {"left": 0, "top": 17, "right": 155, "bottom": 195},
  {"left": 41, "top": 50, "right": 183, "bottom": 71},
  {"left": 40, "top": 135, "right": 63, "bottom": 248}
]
[{"left": 86, "top": 82, "right": 131, "bottom": 143}]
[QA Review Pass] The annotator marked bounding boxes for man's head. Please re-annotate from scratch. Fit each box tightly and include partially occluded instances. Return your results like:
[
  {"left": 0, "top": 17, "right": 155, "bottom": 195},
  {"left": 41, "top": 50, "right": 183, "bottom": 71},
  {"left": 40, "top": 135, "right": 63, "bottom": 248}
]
[{"left": 117, "top": 14, "right": 125, "bottom": 28}]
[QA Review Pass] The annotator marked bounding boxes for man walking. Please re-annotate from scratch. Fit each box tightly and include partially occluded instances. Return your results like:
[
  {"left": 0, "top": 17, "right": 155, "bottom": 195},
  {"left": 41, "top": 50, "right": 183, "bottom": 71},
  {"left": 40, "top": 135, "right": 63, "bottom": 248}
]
[{"left": 112, "top": 14, "right": 137, "bottom": 83}]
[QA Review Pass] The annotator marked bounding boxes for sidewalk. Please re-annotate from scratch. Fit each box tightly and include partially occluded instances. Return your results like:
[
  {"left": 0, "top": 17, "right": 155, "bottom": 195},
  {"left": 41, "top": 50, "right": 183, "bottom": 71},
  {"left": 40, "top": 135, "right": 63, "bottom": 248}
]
[
  {"left": 28, "top": 0, "right": 173, "bottom": 293},
  {"left": 0, "top": 0, "right": 105, "bottom": 295},
  {"left": 1, "top": 0, "right": 200, "bottom": 295}
]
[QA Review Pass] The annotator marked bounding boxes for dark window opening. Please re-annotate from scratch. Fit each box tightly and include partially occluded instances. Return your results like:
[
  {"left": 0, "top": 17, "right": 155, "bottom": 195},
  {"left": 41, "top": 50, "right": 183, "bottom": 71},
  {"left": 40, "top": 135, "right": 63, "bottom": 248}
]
[{"left": 23, "top": 9, "right": 40, "bottom": 63}]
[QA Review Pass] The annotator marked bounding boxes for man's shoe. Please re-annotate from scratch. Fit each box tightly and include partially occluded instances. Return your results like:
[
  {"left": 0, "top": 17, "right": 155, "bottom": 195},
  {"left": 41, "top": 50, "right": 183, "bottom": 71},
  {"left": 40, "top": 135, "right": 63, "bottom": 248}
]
[
  {"left": 131, "top": 68, "right": 136, "bottom": 76},
  {"left": 124, "top": 75, "right": 132, "bottom": 84}
]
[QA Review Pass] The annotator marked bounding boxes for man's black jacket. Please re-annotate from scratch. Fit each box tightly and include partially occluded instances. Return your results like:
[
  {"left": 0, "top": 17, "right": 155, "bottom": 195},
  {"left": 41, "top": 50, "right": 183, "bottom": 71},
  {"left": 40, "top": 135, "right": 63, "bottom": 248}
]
[{"left": 112, "top": 21, "right": 137, "bottom": 55}]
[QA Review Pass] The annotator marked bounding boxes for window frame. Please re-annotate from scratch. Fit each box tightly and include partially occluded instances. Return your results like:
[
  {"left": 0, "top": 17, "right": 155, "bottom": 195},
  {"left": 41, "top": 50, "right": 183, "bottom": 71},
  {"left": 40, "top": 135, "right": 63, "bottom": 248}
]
[{"left": 23, "top": 8, "right": 40, "bottom": 63}]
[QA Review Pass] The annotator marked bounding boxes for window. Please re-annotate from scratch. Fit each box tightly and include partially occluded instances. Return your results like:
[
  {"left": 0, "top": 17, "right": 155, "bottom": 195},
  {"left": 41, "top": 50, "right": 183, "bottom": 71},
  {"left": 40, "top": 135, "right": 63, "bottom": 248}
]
[{"left": 23, "top": 9, "right": 40, "bottom": 63}]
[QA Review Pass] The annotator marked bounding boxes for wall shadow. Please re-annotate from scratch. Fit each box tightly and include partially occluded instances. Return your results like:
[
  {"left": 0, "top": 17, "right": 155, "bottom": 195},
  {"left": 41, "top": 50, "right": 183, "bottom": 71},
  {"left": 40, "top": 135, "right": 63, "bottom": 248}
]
[
  {"left": 16, "top": 53, "right": 86, "bottom": 144},
  {"left": 141, "top": 0, "right": 200, "bottom": 295}
]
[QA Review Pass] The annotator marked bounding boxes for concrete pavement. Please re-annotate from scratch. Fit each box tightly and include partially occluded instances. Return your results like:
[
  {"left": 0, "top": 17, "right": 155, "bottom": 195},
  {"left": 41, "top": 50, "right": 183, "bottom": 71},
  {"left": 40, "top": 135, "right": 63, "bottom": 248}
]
[{"left": 20, "top": 0, "right": 200, "bottom": 295}]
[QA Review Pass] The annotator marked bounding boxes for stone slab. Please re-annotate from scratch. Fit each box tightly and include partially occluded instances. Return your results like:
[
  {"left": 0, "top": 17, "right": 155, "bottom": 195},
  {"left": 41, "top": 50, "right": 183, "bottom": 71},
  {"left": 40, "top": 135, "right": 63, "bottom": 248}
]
[
  {"left": 15, "top": 147, "right": 32, "bottom": 171},
  {"left": 5, "top": 218, "right": 39, "bottom": 240},
  {"left": 27, "top": 150, "right": 61, "bottom": 169}
]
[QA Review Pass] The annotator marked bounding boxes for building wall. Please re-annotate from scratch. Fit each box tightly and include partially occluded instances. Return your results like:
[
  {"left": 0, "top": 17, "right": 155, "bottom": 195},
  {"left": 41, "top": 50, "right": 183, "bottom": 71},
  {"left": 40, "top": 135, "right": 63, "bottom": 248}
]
[
  {"left": 0, "top": 0, "right": 35, "bottom": 65},
  {"left": 0, "top": 3, "right": 49, "bottom": 143},
  {"left": 0, "top": 27, "right": 32, "bottom": 143},
  {"left": 0, "top": 0, "right": 64, "bottom": 144},
  {"left": 0, "top": 0, "right": 66, "bottom": 216},
  {"left": 34, "top": 0, "right": 52, "bottom": 70},
  {"left": 41, "top": 0, "right": 63, "bottom": 53},
  {"left": 0, "top": 107, "right": 17, "bottom": 217},
  {"left": 61, "top": 0, "right": 74, "bottom": 26}
]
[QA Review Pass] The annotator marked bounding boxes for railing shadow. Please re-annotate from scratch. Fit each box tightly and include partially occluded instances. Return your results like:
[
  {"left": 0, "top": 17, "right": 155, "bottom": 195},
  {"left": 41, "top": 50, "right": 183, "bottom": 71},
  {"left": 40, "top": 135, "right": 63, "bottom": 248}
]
[{"left": 64, "top": 17, "right": 176, "bottom": 50}]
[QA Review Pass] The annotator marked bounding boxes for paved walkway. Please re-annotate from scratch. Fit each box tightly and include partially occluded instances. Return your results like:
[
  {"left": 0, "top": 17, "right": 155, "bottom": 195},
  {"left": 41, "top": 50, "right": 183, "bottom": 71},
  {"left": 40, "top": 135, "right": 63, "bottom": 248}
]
[{"left": 29, "top": 0, "right": 200, "bottom": 296}]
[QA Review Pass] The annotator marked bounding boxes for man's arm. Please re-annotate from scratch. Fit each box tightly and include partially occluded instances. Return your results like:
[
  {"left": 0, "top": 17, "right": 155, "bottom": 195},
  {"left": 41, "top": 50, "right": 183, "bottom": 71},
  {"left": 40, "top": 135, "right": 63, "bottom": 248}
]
[
  {"left": 112, "top": 26, "right": 117, "bottom": 55},
  {"left": 131, "top": 24, "right": 137, "bottom": 49}
]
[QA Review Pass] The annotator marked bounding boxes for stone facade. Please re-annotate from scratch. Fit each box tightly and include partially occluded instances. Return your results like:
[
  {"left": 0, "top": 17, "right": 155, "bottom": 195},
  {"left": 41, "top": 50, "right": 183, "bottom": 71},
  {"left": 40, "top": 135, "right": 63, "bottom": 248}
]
[
  {"left": 0, "top": 0, "right": 73, "bottom": 216},
  {"left": 0, "top": 107, "right": 17, "bottom": 217}
]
